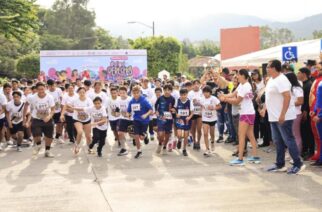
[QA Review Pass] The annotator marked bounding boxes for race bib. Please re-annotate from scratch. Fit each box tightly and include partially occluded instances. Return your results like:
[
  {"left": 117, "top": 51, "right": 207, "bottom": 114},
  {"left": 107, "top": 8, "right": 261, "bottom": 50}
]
[
  {"left": 131, "top": 104, "right": 141, "bottom": 112},
  {"left": 55, "top": 101, "right": 61, "bottom": 110},
  {"left": 77, "top": 111, "right": 89, "bottom": 121},
  {"left": 194, "top": 106, "right": 201, "bottom": 114},
  {"left": 12, "top": 112, "right": 22, "bottom": 123},
  {"left": 163, "top": 111, "right": 172, "bottom": 120},
  {"left": 203, "top": 110, "right": 214, "bottom": 118},
  {"left": 178, "top": 109, "right": 189, "bottom": 116}
]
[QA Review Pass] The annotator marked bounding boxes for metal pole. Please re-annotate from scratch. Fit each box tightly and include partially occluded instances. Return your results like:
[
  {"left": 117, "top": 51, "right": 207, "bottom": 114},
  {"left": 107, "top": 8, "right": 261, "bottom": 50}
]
[{"left": 152, "top": 21, "right": 155, "bottom": 37}]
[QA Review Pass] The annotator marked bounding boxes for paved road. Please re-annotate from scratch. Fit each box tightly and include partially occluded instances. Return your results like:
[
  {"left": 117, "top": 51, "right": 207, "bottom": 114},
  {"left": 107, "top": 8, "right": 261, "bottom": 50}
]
[{"left": 1, "top": 134, "right": 322, "bottom": 212}]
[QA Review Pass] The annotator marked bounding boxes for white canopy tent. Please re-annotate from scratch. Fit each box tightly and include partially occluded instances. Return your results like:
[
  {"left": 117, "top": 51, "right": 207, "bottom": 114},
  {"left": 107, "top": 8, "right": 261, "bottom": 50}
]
[{"left": 222, "top": 39, "right": 321, "bottom": 67}]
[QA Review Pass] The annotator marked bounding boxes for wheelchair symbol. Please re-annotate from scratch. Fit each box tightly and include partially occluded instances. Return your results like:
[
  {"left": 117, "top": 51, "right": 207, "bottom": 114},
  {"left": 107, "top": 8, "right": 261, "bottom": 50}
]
[{"left": 284, "top": 47, "right": 295, "bottom": 60}]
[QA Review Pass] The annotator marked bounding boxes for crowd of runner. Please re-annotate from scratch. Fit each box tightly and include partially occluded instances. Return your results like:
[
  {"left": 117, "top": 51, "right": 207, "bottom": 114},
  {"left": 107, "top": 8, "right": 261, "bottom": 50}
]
[{"left": 0, "top": 59, "right": 321, "bottom": 175}]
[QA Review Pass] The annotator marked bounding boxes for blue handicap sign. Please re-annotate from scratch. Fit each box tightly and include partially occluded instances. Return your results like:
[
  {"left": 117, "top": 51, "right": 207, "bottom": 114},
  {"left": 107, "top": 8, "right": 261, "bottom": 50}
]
[
  {"left": 282, "top": 46, "right": 297, "bottom": 61},
  {"left": 320, "top": 39, "right": 322, "bottom": 52}
]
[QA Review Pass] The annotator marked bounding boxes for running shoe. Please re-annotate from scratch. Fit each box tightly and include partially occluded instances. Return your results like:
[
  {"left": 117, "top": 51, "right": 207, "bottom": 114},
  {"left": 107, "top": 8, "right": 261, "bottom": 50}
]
[
  {"left": 203, "top": 150, "right": 212, "bottom": 157},
  {"left": 310, "top": 161, "right": 322, "bottom": 166},
  {"left": 45, "top": 151, "right": 54, "bottom": 158},
  {"left": 266, "top": 164, "right": 287, "bottom": 172},
  {"left": 134, "top": 151, "right": 142, "bottom": 159},
  {"left": 156, "top": 145, "right": 162, "bottom": 154},
  {"left": 247, "top": 156, "right": 261, "bottom": 164},
  {"left": 33, "top": 145, "right": 41, "bottom": 155},
  {"left": 97, "top": 152, "right": 102, "bottom": 157},
  {"left": 177, "top": 139, "right": 182, "bottom": 149},
  {"left": 88, "top": 148, "right": 95, "bottom": 154},
  {"left": 150, "top": 134, "right": 155, "bottom": 141},
  {"left": 182, "top": 149, "right": 188, "bottom": 156},
  {"left": 118, "top": 148, "right": 128, "bottom": 156},
  {"left": 287, "top": 164, "right": 306, "bottom": 175},
  {"left": 229, "top": 159, "right": 245, "bottom": 166},
  {"left": 17, "top": 146, "right": 22, "bottom": 152},
  {"left": 216, "top": 136, "right": 224, "bottom": 143},
  {"left": 132, "top": 139, "right": 136, "bottom": 146},
  {"left": 144, "top": 136, "right": 149, "bottom": 145}
]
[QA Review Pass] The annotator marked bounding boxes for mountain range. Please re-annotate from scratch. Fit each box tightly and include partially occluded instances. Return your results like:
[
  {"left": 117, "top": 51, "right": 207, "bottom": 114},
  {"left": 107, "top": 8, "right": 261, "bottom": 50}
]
[{"left": 153, "top": 13, "right": 322, "bottom": 41}]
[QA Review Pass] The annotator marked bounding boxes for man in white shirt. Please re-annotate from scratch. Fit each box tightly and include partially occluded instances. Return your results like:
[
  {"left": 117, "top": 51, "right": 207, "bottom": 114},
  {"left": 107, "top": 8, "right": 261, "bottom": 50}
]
[{"left": 265, "top": 59, "right": 305, "bottom": 175}]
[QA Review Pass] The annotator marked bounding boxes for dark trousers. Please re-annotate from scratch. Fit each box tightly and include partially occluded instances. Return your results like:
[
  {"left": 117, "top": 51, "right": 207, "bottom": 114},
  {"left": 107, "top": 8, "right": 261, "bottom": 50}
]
[
  {"left": 301, "top": 114, "right": 315, "bottom": 156},
  {"left": 65, "top": 115, "right": 76, "bottom": 143},
  {"left": 261, "top": 112, "right": 272, "bottom": 146},
  {"left": 254, "top": 110, "right": 265, "bottom": 140},
  {"left": 89, "top": 128, "right": 107, "bottom": 154}
]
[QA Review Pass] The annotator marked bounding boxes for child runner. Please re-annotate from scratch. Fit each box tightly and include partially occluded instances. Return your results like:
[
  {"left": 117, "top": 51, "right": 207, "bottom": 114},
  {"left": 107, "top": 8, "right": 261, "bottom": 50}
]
[
  {"left": 107, "top": 87, "right": 120, "bottom": 146},
  {"left": 200, "top": 86, "right": 221, "bottom": 156},
  {"left": 219, "top": 69, "right": 261, "bottom": 165},
  {"left": 6, "top": 91, "right": 29, "bottom": 152},
  {"left": 175, "top": 88, "right": 194, "bottom": 156},
  {"left": 70, "top": 87, "right": 93, "bottom": 155},
  {"left": 155, "top": 84, "right": 176, "bottom": 154},
  {"left": 117, "top": 86, "right": 132, "bottom": 156},
  {"left": 127, "top": 85, "right": 153, "bottom": 159}
]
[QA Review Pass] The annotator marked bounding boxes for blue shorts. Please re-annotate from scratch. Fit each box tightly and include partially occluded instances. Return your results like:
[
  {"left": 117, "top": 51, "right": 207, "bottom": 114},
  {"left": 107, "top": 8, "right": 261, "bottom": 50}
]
[
  {"left": 175, "top": 119, "right": 191, "bottom": 131},
  {"left": 157, "top": 119, "right": 173, "bottom": 133},
  {"left": 109, "top": 120, "right": 119, "bottom": 131},
  {"left": 133, "top": 120, "right": 148, "bottom": 136},
  {"left": 118, "top": 119, "right": 133, "bottom": 132}
]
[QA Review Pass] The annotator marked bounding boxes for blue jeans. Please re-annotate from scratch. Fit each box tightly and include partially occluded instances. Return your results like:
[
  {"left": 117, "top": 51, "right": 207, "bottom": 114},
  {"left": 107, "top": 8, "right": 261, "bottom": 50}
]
[
  {"left": 317, "top": 120, "right": 322, "bottom": 163},
  {"left": 217, "top": 108, "right": 225, "bottom": 136},
  {"left": 225, "top": 108, "right": 235, "bottom": 140},
  {"left": 270, "top": 120, "right": 302, "bottom": 168}
]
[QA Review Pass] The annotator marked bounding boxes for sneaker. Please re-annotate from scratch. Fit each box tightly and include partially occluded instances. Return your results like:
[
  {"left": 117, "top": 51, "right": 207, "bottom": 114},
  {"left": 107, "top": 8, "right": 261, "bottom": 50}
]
[
  {"left": 182, "top": 149, "right": 188, "bottom": 156},
  {"left": 17, "top": 146, "right": 22, "bottom": 152},
  {"left": 203, "top": 150, "right": 211, "bottom": 157},
  {"left": 97, "top": 152, "right": 102, "bottom": 157},
  {"left": 193, "top": 142, "right": 197, "bottom": 150},
  {"left": 134, "top": 151, "right": 142, "bottom": 159},
  {"left": 57, "top": 138, "right": 65, "bottom": 144},
  {"left": 33, "top": 145, "right": 41, "bottom": 155},
  {"left": 229, "top": 159, "right": 245, "bottom": 166},
  {"left": 247, "top": 156, "right": 261, "bottom": 164},
  {"left": 287, "top": 164, "right": 306, "bottom": 175},
  {"left": 311, "top": 161, "right": 322, "bottom": 166},
  {"left": 216, "top": 136, "right": 224, "bottom": 143},
  {"left": 289, "top": 159, "right": 294, "bottom": 165},
  {"left": 88, "top": 148, "right": 95, "bottom": 154},
  {"left": 177, "top": 139, "right": 182, "bottom": 149},
  {"left": 266, "top": 164, "right": 287, "bottom": 172},
  {"left": 188, "top": 136, "right": 193, "bottom": 145},
  {"left": 132, "top": 139, "right": 136, "bottom": 146},
  {"left": 196, "top": 142, "right": 201, "bottom": 150},
  {"left": 224, "top": 138, "right": 233, "bottom": 144},
  {"left": 45, "top": 151, "right": 54, "bottom": 158},
  {"left": 118, "top": 148, "right": 128, "bottom": 156},
  {"left": 144, "top": 136, "right": 149, "bottom": 145},
  {"left": 156, "top": 145, "right": 162, "bottom": 154}
]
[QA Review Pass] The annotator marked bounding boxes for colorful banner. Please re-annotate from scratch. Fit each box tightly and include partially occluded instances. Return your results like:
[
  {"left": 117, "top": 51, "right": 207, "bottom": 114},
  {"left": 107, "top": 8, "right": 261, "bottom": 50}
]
[{"left": 39, "top": 50, "right": 147, "bottom": 82}]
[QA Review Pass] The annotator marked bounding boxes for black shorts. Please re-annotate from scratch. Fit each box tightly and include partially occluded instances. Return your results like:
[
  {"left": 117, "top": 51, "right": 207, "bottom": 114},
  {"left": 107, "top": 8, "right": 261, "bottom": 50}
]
[
  {"left": 150, "top": 118, "right": 157, "bottom": 128},
  {"left": 74, "top": 119, "right": 91, "bottom": 125},
  {"left": 53, "top": 112, "right": 61, "bottom": 124},
  {"left": 10, "top": 122, "right": 24, "bottom": 134},
  {"left": 133, "top": 120, "right": 148, "bottom": 136},
  {"left": 31, "top": 118, "right": 54, "bottom": 138},
  {"left": 202, "top": 121, "right": 217, "bottom": 127},
  {"left": 110, "top": 120, "right": 119, "bottom": 131},
  {"left": 191, "top": 114, "right": 201, "bottom": 120},
  {"left": 118, "top": 119, "right": 133, "bottom": 132},
  {"left": 0, "top": 118, "right": 5, "bottom": 129}
]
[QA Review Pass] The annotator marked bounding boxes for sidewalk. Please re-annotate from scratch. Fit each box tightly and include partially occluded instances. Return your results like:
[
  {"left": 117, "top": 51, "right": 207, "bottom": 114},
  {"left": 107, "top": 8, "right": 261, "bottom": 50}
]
[{"left": 1, "top": 136, "right": 322, "bottom": 212}]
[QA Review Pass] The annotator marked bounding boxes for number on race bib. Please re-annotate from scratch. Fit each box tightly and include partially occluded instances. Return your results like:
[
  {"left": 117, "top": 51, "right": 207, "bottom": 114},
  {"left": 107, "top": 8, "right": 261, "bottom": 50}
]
[
  {"left": 178, "top": 109, "right": 189, "bottom": 116},
  {"left": 194, "top": 106, "right": 201, "bottom": 114},
  {"left": 163, "top": 111, "right": 172, "bottom": 120},
  {"left": 77, "top": 111, "right": 89, "bottom": 121},
  {"left": 131, "top": 104, "right": 141, "bottom": 112}
]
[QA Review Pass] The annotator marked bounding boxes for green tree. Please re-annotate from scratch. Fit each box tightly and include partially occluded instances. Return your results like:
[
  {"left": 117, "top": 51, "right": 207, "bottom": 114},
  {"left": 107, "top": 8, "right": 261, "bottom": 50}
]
[
  {"left": 182, "top": 39, "right": 196, "bottom": 59},
  {"left": 195, "top": 40, "right": 220, "bottom": 56},
  {"left": 16, "top": 53, "right": 39, "bottom": 78},
  {"left": 178, "top": 53, "right": 189, "bottom": 73},
  {"left": 131, "top": 36, "right": 181, "bottom": 77},
  {"left": 40, "top": 33, "right": 76, "bottom": 50},
  {"left": 93, "top": 27, "right": 116, "bottom": 49},
  {"left": 313, "top": 30, "right": 322, "bottom": 39},
  {"left": 0, "top": 56, "right": 16, "bottom": 77},
  {"left": 0, "top": 0, "right": 39, "bottom": 41},
  {"left": 260, "top": 26, "right": 295, "bottom": 49}
]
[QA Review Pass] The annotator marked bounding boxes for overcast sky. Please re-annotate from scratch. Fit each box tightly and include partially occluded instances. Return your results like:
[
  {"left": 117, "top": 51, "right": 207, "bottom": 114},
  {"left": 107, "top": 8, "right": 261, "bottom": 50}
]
[{"left": 36, "top": 0, "right": 322, "bottom": 38}]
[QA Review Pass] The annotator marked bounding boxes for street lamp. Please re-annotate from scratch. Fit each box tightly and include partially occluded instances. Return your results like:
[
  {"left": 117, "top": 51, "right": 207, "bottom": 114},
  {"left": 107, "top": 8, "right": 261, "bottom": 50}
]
[{"left": 128, "top": 21, "right": 155, "bottom": 37}]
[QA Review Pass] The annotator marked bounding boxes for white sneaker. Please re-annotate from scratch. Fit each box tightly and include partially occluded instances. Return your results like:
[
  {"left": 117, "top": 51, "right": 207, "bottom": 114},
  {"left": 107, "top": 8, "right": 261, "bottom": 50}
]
[
  {"left": 0, "top": 143, "right": 3, "bottom": 151},
  {"left": 156, "top": 145, "right": 162, "bottom": 154},
  {"left": 7, "top": 140, "right": 14, "bottom": 146},
  {"left": 203, "top": 150, "right": 212, "bottom": 157},
  {"left": 45, "top": 150, "right": 54, "bottom": 158},
  {"left": 33, "top": 145, "right": 41, "bottom": 155},
  {"left": 55, "top": 138, "right": 65, "bottom": 144},
  {"left": 17, "top": 146, "right": 22, "bottom": 152}
]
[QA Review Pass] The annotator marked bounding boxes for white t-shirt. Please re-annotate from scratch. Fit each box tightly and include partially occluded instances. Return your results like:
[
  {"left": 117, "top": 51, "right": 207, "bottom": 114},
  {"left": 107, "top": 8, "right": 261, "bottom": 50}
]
[
  {"left": 188, "top": 90, "right": 202, "bottom": 115},
  {"left": 292, "top": 86, "right": 304, "bottom": 115},
  {"left": 118, "top": 96, "right": 132, "bottom": 120},
  {"left": 6, "top": 100, "right": 26, "bottom": 124},
  {"left": 236, "top": 82, "right": 255, "bottom": 115},
  {"left": 141, "top": 87, "right": 154, "bottom": 102},
  {"left": 0, "top": 93, "right": 8, "bottom": 119},
  {"left": 255, "top": 81, "right": 265, "bottom": 94},
  {"left": 87, "top": 90, "right": 108, "bottom": 108},
  {"left": 85, "top": 106, "right": 108, "bottom": 131},
  {"left": 200, "top": 95, "right": 220, "bottom": 122},
  {"left": 61, "top": 93, "right": 78, "bottom": 116},
  {"left": 71, "top": 97, "right": 93, "bottom": 122},
  {"left": 27, "top": 94, "right": 55, "bottom": 120},
  {"left": 171, "top": 90, "right": 180, "bottom": 101},
  {"left": 265, "top": 74, "right": 297, "bottom": 122},
  {"left": 47, "top": 88, "right": 63, "bottom": 113},
  {"left": 107, "top": 97, "right": 120, "bottom": 121}
]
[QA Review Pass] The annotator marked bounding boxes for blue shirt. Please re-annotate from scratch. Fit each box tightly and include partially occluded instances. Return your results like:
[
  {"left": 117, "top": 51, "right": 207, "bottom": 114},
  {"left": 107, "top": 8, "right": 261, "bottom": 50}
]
[
  {"left": 127, "top": 96, "right": 152, "bottom": 124},
  {"left": 155, "top": 95, "right": 175, "bottom": 119},
  {"left": 315, "top": 82, "right": 322, "bottom": 118}
]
